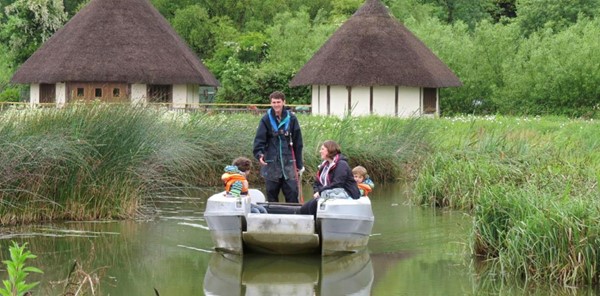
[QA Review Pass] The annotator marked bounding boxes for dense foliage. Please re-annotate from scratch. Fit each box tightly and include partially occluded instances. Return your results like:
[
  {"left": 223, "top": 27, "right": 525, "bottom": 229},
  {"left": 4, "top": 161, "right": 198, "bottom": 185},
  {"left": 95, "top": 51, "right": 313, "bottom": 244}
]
[{"left": 0, "top": 0, "right": 599, "bottom": 116}]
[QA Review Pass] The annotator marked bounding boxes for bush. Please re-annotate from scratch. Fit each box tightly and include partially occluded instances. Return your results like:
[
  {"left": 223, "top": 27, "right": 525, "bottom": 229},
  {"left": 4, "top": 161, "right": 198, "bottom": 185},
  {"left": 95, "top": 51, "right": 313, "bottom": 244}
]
[{"left": 0, "top": 86, "right": 20, "bottom": 102}]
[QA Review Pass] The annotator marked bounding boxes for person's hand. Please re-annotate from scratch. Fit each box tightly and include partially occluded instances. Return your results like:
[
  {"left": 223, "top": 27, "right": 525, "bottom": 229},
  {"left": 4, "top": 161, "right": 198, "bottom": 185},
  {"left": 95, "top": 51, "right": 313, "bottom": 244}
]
[
  {"left": 259, "top": 154, "right": 267, "bottom": 166},
  {"left": 298, "top": 166, "right": 305, "bottom": 175},
  {"left": 313, "top": 192, "right": 319, "bottom": 198}
]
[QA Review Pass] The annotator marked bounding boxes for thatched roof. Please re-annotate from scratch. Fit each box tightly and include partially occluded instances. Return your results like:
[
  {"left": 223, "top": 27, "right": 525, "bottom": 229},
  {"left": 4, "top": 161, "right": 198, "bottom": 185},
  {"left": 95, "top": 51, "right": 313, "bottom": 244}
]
[
  {"left": 290, "top": 0, "right": 461, "bottom": 88},
  {"left": 11, "top": 0, "right": 219, "bottom": 86}
]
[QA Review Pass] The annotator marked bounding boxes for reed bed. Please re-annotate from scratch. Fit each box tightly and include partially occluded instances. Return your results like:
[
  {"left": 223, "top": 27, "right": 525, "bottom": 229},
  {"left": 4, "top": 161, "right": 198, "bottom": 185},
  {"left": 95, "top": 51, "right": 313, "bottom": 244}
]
[
  {"left": 413, "top": 116, "right": 600, "bottom": 209},
  {"left": 300, "top": 115, "right": 431, "bottom": 183},
  {"left": 183, "top": 112, "right": 431, "bottom": 185},
  {"left": 0, "top": 106, "right": 429, "bottom": 224},
  {"left": 473, "top": 185, "right": 600, "bottom": 286},
  {"left": 411, "top": 115, "right": 600, "bottom": 286},
  {"left": 0, "top": 105, "right": 210, "bottom": 223}
]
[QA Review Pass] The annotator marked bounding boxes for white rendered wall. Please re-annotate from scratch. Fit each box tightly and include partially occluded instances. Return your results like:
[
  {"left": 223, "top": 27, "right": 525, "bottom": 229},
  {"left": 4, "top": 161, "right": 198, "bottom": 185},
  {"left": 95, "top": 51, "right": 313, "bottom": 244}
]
[
  {"left": 349, "top": 86, "right": 370, "bottom": 116},
  {"left": 29, "top": 84, "right": 40, "bottom": 105},
  {"left": 311, "top": 85, "right": 350, "bottom": 116},
  {"left": 397, "top": 87, "right": 421, "bottom": 117},
  {"left": 329, "top": 85, "right": 350, "bottom": 117},
  {"left": 172, "top": 84, "right": 187, "bottom": 109},
  {"left": 311, "top": 85, "right": 423, "bottom": 117},
  {"left": 56, "top": 83, "right": 66, "bottom": 107},
  {"left": 311, "top": 85, "right": 325, "bottom": 115},
  {"left": 371, "top": 86, "right": 396, "bottom": 116},
  {"left": 173, "top": 84, "right": 200, "bottom": 108},
  {"left": 131, "top": 84, "right": 146, "bottom": 105},
  {"left": 172, "top": 84, "right": 199, "bottom": 108}
]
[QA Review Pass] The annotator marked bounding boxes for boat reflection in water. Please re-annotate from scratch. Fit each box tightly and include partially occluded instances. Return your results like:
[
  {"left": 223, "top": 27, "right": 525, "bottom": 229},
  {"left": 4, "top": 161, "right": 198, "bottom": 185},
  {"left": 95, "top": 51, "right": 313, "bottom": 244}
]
[{"left": 203, "top": 250, "right": 373, "bottom": 295}]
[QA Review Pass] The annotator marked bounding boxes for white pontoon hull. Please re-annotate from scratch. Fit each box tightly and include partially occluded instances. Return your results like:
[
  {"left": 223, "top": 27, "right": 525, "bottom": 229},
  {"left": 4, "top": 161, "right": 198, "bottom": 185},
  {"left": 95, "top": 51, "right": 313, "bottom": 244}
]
[
  {"left": 204, "top": 190, "right": 374, "bottom": 256},
  {"left": 317, "top": 197, "right": 374, "bottom": 255}
]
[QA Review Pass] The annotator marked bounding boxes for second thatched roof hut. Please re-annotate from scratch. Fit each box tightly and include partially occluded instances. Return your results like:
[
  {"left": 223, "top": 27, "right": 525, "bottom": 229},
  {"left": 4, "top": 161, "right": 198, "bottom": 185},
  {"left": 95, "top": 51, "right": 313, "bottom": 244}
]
[{"left": 290, "top": 0, "right": 461, "bottom": 117}]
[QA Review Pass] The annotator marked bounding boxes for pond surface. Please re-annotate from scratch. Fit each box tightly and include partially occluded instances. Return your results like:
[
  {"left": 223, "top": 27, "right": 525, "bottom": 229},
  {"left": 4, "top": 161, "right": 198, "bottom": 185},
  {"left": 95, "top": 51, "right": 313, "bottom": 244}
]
[{"left": 0, "top": 183, "right": 595, "bottom": 295}]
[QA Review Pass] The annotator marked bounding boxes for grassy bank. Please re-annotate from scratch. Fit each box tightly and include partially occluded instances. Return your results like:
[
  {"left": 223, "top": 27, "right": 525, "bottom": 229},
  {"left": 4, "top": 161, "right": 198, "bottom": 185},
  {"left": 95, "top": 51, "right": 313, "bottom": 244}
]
[
  {"left": 0, "top": 105, "right": 427, "bottom": 224},
  {"left": 411, "top": 115, "right": 600, "bottom": 286}
]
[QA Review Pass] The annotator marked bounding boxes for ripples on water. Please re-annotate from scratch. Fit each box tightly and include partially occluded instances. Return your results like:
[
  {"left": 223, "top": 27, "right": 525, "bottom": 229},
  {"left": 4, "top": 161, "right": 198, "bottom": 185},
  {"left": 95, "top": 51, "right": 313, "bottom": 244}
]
[{"left": 0, "top": 184, "right": 596, "bottom": 295}]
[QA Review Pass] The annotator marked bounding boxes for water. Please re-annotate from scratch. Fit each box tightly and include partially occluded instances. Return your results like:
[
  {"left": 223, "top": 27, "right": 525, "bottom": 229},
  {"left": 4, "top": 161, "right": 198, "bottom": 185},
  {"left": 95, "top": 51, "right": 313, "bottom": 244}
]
[{"left": 0, "top": 184, "right": 594, "bottom": 295}]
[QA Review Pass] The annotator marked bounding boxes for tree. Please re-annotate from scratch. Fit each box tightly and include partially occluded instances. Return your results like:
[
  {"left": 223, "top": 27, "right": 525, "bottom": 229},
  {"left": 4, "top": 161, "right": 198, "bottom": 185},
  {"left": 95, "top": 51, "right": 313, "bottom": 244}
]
[
  {"left": 387, "top": 0, "right": 441, "bottom": 23},
  {"left": 331, "top": 0, "right": 363, "bottom": 16},
  {"left": 0, "top": 0, "right": 67, "bottom": 66},
  {"left": 203, "top": 16, "right": 241, "bottom": 77},
  {"left": 172, "top": 4, "right": 215, "bottom": 59},
  {"left": 516, "top": 0, "right": 600, "bottom": 36},
  {"left": 0, "top": 42, "right": 22, "bottom": 102},
  {"left": 498, "top": 17, "right": 600, "bottom": 117},
  {"left": 418, "top": 0, "right": 495, "bottom": 28},
  {"left": 63, "top": 0, "right": 89, "bottom": 16},
  {"left": 490, "top": 0, "right": 516, "bottom": 22},
  {"left": 236, "top": 31, "right": 268, "bottom": 64},
  {"left": 214, "top": 56, "right": 259, "bottom": 103},
  {"left": 0, "top": 0, "right": 12, "bottom": 21},
  {"left": 263, "top": 8, "right": 336, "bottom": 72},
  {"left": 150, "top": 0, "right": 194, "bottom": 20},
  {"left": 192, "top": 0, "right": 330, "bottom": 32}
]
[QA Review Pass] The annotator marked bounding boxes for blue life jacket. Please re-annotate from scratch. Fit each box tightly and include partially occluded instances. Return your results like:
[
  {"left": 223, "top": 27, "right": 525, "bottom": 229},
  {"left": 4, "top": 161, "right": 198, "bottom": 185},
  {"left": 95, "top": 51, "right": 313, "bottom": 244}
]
[{"left": 267, "top": 108, "right": 290, "bottom": 136}]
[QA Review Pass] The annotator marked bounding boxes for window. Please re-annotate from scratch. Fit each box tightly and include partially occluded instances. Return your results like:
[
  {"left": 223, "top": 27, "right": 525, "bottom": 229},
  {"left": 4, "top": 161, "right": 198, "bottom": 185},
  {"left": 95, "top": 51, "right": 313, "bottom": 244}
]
[
  {"left": 77, "top": 88, "right": 84, "bottom": 97},
  {"left": 147, "top": 85, "right": 172, "bottom": 103},
  {"left": 113, "top": 88, "right": 120, "bottom": 97},
  {"left": 95, "top": 88, "right": 102, "bottom": 97}
]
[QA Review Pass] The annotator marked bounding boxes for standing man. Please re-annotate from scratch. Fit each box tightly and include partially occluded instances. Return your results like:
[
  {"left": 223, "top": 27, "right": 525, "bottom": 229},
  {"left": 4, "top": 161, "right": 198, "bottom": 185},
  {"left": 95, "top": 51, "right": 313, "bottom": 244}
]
[{"left": 253, "top": 91, "right": 304, "bottom": 203}]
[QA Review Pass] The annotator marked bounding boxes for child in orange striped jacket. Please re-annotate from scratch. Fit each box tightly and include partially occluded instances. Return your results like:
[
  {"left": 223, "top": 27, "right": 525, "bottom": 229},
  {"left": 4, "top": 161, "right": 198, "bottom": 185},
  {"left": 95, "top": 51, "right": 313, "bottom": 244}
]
[
  {"left": 352, "top": 166, "right": 375, "bottom": 197},
  {"left": 222, "top": 157, "right": 267, "bottom": 213}
]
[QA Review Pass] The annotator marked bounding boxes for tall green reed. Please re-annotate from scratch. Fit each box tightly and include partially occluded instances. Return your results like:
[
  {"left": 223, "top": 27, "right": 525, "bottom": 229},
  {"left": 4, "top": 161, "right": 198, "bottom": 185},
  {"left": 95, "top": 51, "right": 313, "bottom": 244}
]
[
  {"left": 410, "top": 115, "right": 600, "bottom": 286},
  {"left": 412, "top": 116, "right": 600, "bottom": 210},
  {"left": 473, "top": 185, "right": 600, "bottom": 286},
  {"left": 0, "top": 106, "right": 433, "bottom": 224},
  {"left": 0, "top": 105, "right": 207, "bottom": 223},
  {"left": 183, "top": 112, "right": 433, "bottom": 186},
  {"left": 301, "top": 114, "right": 432, "bottom": 183},
  {"left": 183, "top": 112, "right": 260, "bottom": 186}
]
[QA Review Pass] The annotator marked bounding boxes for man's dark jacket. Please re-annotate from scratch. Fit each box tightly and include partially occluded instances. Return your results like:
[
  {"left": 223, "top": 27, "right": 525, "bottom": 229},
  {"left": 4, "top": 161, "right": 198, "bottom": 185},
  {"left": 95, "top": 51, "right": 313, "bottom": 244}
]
[{"left": 253, "top": 108, "right": 303, "bottom": 182}]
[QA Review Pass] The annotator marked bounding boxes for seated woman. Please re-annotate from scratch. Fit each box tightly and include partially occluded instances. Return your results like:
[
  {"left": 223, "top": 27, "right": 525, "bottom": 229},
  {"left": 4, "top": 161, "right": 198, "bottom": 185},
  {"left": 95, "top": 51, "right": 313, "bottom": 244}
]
[{"left": 299, "top": 140, "right": 360, "bottom": 215}]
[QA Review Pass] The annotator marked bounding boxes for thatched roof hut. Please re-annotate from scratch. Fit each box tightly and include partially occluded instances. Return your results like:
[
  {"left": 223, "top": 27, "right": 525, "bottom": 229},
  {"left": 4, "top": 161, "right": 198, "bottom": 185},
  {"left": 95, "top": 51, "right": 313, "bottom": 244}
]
[
  {"left": 290, "top": 0, "right": 461, "bottom": 117},
  {"left": 11, "top": 0, "right": 218, "bottom": 86},
  {"left": 290, "top": 0, "right": 460, "bottom": 88}
]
